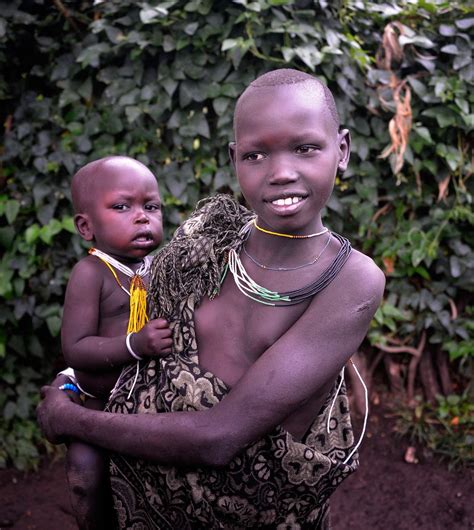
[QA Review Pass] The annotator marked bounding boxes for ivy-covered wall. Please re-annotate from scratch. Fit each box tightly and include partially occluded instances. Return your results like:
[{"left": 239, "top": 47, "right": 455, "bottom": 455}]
[{"left": 1, "top": 0, "right": 472, "bottom": 468}]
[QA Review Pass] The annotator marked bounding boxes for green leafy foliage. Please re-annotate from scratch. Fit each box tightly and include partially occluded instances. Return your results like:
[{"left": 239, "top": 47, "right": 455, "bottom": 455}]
[
  {"left": 0, "top": 0, "right": 472, "bottom": 468},
  {"left": 395, "top": 393, "right": 474, "bottom": 469}
]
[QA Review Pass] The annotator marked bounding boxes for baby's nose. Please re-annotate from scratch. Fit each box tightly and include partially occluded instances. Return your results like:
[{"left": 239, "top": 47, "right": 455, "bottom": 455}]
[{"left": 135, "top": 210, "right": 149, "bottom": 223}]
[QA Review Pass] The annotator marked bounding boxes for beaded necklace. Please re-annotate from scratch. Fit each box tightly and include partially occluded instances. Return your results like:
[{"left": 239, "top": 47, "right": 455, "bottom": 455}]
[
  {"left": 253, "top": 219, "right": 329, "bottom": 239},
  {"left": 225, "top": 224, "right": 352, "bottom": 306},
  {"left": 243, "top": 232, "right": 332, "bottom": 271},
  {"left": 88, "top": 248, "right": 150, "bottom": 334},
  {"left": 89, "top": 248, "right": 152, "bottom": 399}
]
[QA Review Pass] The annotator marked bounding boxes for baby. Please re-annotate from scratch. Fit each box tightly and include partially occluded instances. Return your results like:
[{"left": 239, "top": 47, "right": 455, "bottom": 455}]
[{"left": 60, "top": 156, "right": 172, "bottom": 529}]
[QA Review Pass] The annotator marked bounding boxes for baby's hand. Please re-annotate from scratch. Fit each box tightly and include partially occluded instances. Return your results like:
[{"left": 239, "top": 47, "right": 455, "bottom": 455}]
[{"left": 131, "top": 318, "right": 172, "bottom": 358}]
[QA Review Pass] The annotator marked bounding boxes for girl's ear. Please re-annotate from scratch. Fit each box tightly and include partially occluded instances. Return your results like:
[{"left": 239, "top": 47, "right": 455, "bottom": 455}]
[
  {"left": 74, "top": 213, "right": 94, "bottom": 241},
  {"left": 228, "top": 142, "right": 237, "bottom": 170},
  {"left": 337, "top": 129, "right": 351, "bottom": 173}
]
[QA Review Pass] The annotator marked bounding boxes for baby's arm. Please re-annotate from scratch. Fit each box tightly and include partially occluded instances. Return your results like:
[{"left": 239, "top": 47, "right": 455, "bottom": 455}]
[{"left": 62, "top": 259, "right": 172, "bottom": 372}]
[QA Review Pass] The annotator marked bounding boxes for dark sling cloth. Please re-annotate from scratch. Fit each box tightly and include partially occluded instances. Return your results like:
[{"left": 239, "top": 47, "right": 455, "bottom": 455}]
[{"left": 107, "top": 194, "right": 359, "bottom": 529}]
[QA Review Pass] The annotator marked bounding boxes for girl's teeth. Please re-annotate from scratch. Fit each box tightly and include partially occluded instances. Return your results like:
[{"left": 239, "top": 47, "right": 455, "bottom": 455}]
[{"left": 273, "top": 197, "right": 301, "bottom": 206}]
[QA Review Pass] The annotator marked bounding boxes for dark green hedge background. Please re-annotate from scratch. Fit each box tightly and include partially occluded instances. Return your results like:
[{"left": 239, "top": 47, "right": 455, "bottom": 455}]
[{"left": 1, "top": 0, "right": 472, "bottom": 469}]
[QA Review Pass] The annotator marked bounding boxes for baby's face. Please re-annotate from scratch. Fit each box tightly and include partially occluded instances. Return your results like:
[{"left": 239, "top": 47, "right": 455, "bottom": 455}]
[
  {"left": 231, "top": 82, "right": 350, "bottom": 234},
  {"left": 85, "top": 160, "right": 163, "bottom": 262}
]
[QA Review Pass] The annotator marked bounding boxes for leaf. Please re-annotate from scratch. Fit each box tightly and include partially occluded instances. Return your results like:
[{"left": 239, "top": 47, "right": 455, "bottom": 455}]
[
  {"left": 222, "top": 39, "right": 237, "bottom": 51},
  {"left": 5, "top": 200, "right": 20, "bottom": 224},
  {"left": 407, "top": 77, "right": 427, "bottom": 99},
  {"left": 439, "top": 24, "right": 456, "bottom": 36},
  {"left": 39, "top": 219, "right": 63, "bottom": 244},
  {"left": 77, "top": 78, "right": 93, "bottom": 100},
  {"left": 413, "top": 125, "right": 432, "bottom": 144},
  {"left": 161, "top": 77, "right": 178, "bottom": 97},
  {"left": 25, "top": 224, "right": 40, "bottom": 245},
  {"left": 294, "top": 45, "right": 323, "bottom": 70},
  {"left": 0, "top": 227, "right": 15, "bottom": 248},
  {"left": 212, "top": 97, "right": 230, "bottom": 116},
  {"left": 0, "top": 266, "right": 13, "bottom": 297},
  {"left": 399, "top": 35, "right": 435, "bottom": 48},
  {"left": 455, "top": 18, "right": 474, "bottom": 30},
  {"left": 125, "top": 106, "right": 142, "bottom": 123},
  {"left": 184, "top": 22, "right": 199, "bottom": 36},
  {"left": 422, "top": 107, "right": 458, "bottom": 128},
  {"left": 411, "top": 247, "right": 425, "bottom": 267},
  {"left": 139, "top": 6, "right": 169, "bottom": 24},
  {"left": 449, "top": 256, "right": 462, "bottom": 278},
  {"left": 453, "top": 54, "right": 472, "bottom": 71},
  {"left": 440, "top": 44, "right": 459, "bottom": 55},
  {"left": 76, "top": 44, "right": 110, "bottom": 68},
  {"left": 454, "top": 97, "right": 469, "bottom": 115},
  {"left": 3, "top": 402, "right": 16, "bottom": 421},
  {"left": 46, "top": 316, "right": 62, "bottom": 337},
  {"left": 62, "top": 217, "right": 76, "bottom": 234}
]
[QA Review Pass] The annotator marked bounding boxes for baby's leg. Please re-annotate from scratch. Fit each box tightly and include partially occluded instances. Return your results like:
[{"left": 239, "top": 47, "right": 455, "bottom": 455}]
[
  {"left": 66, "top": 398, "right": 114, "bottom": 529},
  {"left": 66, "top": 441, "right": 114, "bottom": 529}
]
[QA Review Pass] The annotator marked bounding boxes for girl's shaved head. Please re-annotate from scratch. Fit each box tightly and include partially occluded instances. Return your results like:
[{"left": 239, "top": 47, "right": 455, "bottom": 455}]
[{"left": 234, "top": 68, "right": 340, "bottom": 132}]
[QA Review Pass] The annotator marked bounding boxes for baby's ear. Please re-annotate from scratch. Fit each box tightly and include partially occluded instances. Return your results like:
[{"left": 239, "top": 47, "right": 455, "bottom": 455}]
[
  {"left": 228, "top": 142, "right": 237, "bottom": 169},
  {"left": 337, "top": 129, "right": 351, "bottom": 173},
  {"left": 74, "top": 213, "right": 94, "bottom": 241}
]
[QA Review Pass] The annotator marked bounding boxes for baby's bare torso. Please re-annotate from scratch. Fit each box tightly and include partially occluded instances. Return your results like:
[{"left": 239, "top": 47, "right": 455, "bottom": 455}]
[{"left": 74, "top": 270, "right": 133, "bottom": 399}]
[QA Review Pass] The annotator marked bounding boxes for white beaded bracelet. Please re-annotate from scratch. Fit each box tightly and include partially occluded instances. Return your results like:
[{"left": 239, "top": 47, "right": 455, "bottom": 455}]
[{"left": 126, "top": 332, "right": 144, "bottom": 361}]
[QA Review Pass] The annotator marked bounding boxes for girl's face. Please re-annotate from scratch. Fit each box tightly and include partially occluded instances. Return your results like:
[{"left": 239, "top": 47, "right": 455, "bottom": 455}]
[{"left": 230, "top": 83, "right": 350, "bottom": 235}]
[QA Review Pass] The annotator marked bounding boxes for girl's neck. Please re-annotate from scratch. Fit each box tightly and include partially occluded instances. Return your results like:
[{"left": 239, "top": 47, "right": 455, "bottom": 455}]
[{"left": 245, "top": 226, "right": 330, "bottom": 265}]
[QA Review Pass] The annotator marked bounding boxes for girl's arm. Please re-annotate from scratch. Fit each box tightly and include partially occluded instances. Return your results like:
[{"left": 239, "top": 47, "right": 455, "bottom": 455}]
[{"left": 40, "top": 255, "right": 384, "bottom": 466}]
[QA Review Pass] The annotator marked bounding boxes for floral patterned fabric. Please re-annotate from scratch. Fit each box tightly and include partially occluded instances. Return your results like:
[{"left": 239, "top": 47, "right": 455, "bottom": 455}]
[{"left": 106, "top": 195, "right": 359, "bottom": 529}]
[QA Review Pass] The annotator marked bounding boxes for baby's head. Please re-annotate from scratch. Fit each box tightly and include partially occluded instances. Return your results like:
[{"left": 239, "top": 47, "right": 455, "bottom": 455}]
[
  {"left": 71, "top": 156, "right": 163, "bottom": 261},
  {"left": 230, "top": 69, "right": 350, "bottom": 234}
]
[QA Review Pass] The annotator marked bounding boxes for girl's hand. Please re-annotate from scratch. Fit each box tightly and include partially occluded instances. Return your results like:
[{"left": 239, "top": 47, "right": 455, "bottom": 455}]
[{"left": 36, "top": 384, "right": 77, "bottom": 444}]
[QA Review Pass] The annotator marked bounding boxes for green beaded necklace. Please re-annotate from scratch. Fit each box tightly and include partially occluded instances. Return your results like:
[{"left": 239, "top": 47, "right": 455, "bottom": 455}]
[{"left": 222, "top": 222, "right": 352, "bottom": 306}]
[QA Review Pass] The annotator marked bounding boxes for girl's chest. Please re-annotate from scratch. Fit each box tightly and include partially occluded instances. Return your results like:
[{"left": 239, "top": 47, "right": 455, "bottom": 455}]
[{"left": 193, "top": 272, "right": 311, "bottom": 386}]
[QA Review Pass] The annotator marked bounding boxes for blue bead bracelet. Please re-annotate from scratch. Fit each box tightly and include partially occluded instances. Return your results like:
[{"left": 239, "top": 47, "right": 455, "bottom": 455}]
[{"left": 59, "top": 382, "right": 81, "bottom": 394}]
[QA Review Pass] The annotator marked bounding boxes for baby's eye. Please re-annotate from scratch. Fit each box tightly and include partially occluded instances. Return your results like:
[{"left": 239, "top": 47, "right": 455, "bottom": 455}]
[
  {"left": 243, "top": 152, "right": 265, "bottom": 162},
  {"left": 295, "top": 145, "right": 318, "bottom": 154},
  {"left": 112, "top": 204, "right": 128, "bottom": 210},
  {"left": 145, "top": 203, "right": 161, "bottom": 211}
]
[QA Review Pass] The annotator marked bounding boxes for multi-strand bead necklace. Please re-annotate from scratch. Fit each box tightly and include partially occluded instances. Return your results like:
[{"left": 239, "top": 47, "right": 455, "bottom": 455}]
[{"left": 225, "top": 220, "right": 352, "bottom": 306}]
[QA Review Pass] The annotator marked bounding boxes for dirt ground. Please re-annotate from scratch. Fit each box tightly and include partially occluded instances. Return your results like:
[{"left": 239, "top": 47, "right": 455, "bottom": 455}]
[{"left": 1, "top": 402, "right": 472, "bottom": 530}]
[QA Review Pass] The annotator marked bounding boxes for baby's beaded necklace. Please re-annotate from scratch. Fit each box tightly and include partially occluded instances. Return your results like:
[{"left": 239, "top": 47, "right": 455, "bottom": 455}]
[{"left": 88, "top": 247, "right": 150, "bottom": 334}]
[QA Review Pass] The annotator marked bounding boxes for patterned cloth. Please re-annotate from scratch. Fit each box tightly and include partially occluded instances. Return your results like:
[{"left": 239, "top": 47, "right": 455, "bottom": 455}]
[{"left": 107, "top": 194, "right": 359, "bottom": 529}]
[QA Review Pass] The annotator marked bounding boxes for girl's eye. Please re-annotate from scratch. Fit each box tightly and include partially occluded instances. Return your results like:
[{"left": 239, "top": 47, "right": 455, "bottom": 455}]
[
  {"left": 244, "top": 152, "right": 265, "bottom": 162},
  {"left": 112, "top": 204, "right": 128, "bottom": 210},
  {"left": 296, "top": 145, "right": 318, "bottom": 154}
]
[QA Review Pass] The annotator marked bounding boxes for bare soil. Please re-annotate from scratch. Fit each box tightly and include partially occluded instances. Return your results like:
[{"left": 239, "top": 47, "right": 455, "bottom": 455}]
[{"left": 1, "top": 403, "right": 472, "bottom": 530}]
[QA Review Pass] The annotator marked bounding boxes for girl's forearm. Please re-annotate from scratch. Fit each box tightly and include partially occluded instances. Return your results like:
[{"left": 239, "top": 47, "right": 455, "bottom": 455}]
[{"left": 63, "top": 403, "right": 228, "bottom": 466}]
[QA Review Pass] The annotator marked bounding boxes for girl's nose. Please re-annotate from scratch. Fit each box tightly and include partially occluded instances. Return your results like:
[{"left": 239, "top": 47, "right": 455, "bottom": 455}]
[{"left": 268, "top": 156, "right": 298, "bottom": 184}]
